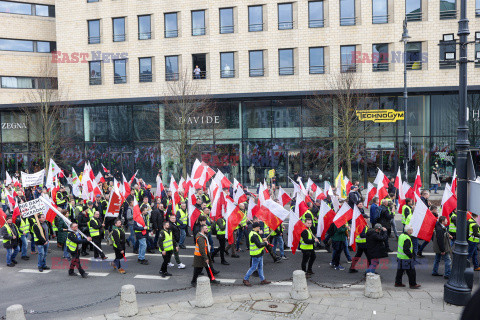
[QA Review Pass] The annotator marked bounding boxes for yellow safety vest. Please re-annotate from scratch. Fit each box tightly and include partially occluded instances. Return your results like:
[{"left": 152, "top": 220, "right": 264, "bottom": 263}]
[
  {"left": 449, "top": 213, "right": 457, "bottom": 233},
  {"left": 249, "top": 231, "right": 263, "bottom": 255},
  {"left": 2, "top": 223, "right": 19, "bottom": 245},
  {"left": 178, "top": 208, "right": 188, "bottom": 225},
  {"left": 355, "top": 226, "right": 368, "bottom": 243},
  {"left": 19, "top": 218, "right": 30, "bottom": 234},
  {"left": 216, "top": 218, "right": 226, "bottom": 235},
  {"left": 88, "top": 218, "right": 100, "bottom": 237},
  {"left": 397, "top": 233, "right": 412, "bottom": 259},
  {"left": 66, "top": 233, "right": 78, "bottom": 252},
  {"left": 300, "top": 228, "right": 314, "bottom": 250},
  {"left": 161, "top": 230, "right": 173, "bottom": 251},
  {"left": 468, "top": 218, "right": 480, "bottom": 243}
]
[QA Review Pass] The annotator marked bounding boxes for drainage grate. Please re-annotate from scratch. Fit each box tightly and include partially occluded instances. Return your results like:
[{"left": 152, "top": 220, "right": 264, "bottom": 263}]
[{"left": 237, "top": 299, "right": 308, "bottom": 318}]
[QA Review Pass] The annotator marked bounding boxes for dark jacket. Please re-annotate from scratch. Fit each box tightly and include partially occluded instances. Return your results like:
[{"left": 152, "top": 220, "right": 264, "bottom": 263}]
[
  {"left": 169, "top": 221, "right": 181, "bottom": 242},
  {"left": 370, "top": 203, "right": 379, "bottom": 225},
  {"left": 151, "top": 206, "right": 164, "bottom": 230},
  {"left": 401, "top": 232, "right": 413, "bottom": 259},
  {"left": 377, "top": 205, "right": 392, "bottom": 228},
  {"left": 348, "top": 191, "right": 361, "bottom": 209},
  {"left": 216, "top": 218, "right": 226, "bottom": 238},
  {"left": 249, "top": 230, "right": 267, "bottom": 257},
  {"left": 67, "top": 231, "right": 88, "bottom": 253},
  {"left": 300, "top": 229, "right": 316, "bottom": 250},
  {"left": 433, "top": 221, "right": 451, "bottom": 254},
  {"left": 1, "top": 223, "right": 19, "bottom": 249},
  {"left": 420, "top": 196, "right": 430, "bottom": 208},
  {"left": 56, "top": 216, "right": 69, "bottom": 244},
  {"left": 133, "top": 218, "right": 147, "bottom": 239},
  {"left": 32, "top": 223, "right": 48, "bottom": 245},
  {"left": 331, "top": 224, "right": 347, "bottom": 242},
  {"left": 111, "top": 227, "right": 126, "bottom": 252},
  {"left": 193, "top": 232, "right": 211, "bottom": 268},
  {"left": 366, "top": 229, "right": 388, "bottom": 259},
  {"left": 158, "top": 228, "right": 177, "bottom": 251},
  {"left": 78, "top": 212, "right": 90, "bottom": 231}
]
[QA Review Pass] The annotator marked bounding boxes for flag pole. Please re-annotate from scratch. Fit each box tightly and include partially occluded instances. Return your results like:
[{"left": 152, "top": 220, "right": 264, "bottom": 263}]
[{"left": 206, "top": 263, "right": 216, "bottom": 280}]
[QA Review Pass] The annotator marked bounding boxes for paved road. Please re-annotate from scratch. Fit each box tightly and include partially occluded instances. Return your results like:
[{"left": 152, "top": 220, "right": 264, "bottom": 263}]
[{"left": 0, "top": 221, "right": 477, "bottom": 319}]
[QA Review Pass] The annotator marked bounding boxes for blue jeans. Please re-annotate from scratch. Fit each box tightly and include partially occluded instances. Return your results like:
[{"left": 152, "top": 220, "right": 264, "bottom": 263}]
[
  {"left": 467, "top": 241, "right": 479, "bottom": 268},
  {"left": 429, "top": 184, "right": 438, "bottom": 193},
  {"left": 63, "top": 244, "right": 70, "bottom": 259},
  {"left": 208, "top": 233, "right": 215, "bottom": 252},
  {"left": 366, "top": 258, "right": 379, "bottom": 274},
  {"left": 244, "top": 256, "right": 265, "bottom": 281},
  {"left": 411, "top": 237, "right": 419, "bottom": 257},
  {"left": 37, "top": 244, "right": 48, "bottom": 268},
  {"left": 418, "top": 240, "right": 430, "bottom": 253},
  {"left": 272, "top": 235, "right": 285, "bottom": 257},
  {"left": 20, "top": 234, "right": 28, "bottom": 257},
  {"left": 236, "top": 228, "right": 245, "bottom": 250},
  {"left": 6, "top": 246, "right": 19, "bottom": 265},
  {"left": 138, "top": 238, "right": 146, "bottom": 260},
  {"left": 343, "top": 239, "right": 352, "bottom": 261},
  {"left": 179, "top": 228, "right": 186, "bottom": 246},
  {"left": 127, "top": 224, "right": 136, "bottom": 248},
  {"left": 30, "top": 233, "right": 36, "bottom": 252},
  {"left": 432, "top": 253, "right": 452, "bottom": 276}
]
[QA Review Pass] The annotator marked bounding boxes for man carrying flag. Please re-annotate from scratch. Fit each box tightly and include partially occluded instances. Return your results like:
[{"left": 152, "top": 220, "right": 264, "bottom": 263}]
[
  {"left": 300, "top": 218, "right": 320, "bottom": 277},
  {"left": 191, "top": 224, "right": 220, "bottom": 287},
  {"left": 243, "top": 222, "right": 271, "bottom": 286},
  {"left": 66, "top": 222, "right": 91, "bottom": 278}
]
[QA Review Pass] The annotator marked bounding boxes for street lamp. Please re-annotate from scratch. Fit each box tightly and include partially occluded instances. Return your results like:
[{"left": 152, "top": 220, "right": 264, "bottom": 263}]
[
  {"left": 444, "top": 0, "right": 472, "bottom": 306},
  {"left": 401, "top": 20, "right": 411, "bottom": 183}
]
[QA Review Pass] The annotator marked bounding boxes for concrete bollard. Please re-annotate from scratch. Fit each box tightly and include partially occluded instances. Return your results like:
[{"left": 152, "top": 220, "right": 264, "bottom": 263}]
[
  {"left": 118, "top": 284, "right": 138, "bottom": 317},
  {"left": 6, "top": 304, "right": 26, "bottom": 320},
  {"left": 364, "top": 273, "right": 383, "bottom": 299},
  {"left": 195, "top": 276, "right": 213, "bottom": 308},
  {"left": 291, "top": 270, "right": 309, "bottom": 300}
]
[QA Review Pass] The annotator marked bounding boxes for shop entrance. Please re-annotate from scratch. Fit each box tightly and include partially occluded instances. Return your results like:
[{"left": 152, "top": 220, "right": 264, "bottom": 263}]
[{"left": 365, "top": 149, "right": 397, "bottom": 183}]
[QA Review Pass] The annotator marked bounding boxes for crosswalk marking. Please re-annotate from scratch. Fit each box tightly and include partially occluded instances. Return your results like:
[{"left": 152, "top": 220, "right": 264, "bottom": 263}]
[
  {"left": 216, "top": 278, "right": 236, "bottom": 284},
  {"left": 19, "top": 269, "right": 52, "bottom": 274},
  {"left": 271, "top": 281, "right": 292, "bottom": 286},
  {"left": 87, "top": 272, "right": 110, "bottom": 277},
  {"left": 134, "top": 275, "right": 170, "bottom": 280}
]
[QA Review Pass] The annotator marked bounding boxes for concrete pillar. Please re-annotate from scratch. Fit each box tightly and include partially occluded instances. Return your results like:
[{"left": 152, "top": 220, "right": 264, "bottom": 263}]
[
  {"left": 118, "top": 284, "right": 138, "bottom": 317},
  {"left": 6, "top": 304, "right": 26, "bottom": 320},
  {"left": 291, "top": 270, "right": 309, "bottom": 300},
  {"left": 195, "top": 276, "right": 213, "bottom": 308},
  {"left": 364, "top": 272, "right": 383, "bottom": 298}
]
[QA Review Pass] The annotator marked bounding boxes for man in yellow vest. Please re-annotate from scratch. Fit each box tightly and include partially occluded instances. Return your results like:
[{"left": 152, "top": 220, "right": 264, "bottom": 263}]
[
  {"left": 394, "top": 225, "right": 421, "bottom": 288},
  {"left": 236, "top": 203, "right": 248, "bottom": 251},
  {"left": 56, "top": 185, "right": 68, "bottom": 209},
  {"left": 17, "top": 216, "right": 30, "bottom": 261},
  {"left": 243, "top": 222, "right": 271, "bottom": 286},
  {"left": 176, "top": 202, "right": 188, "bottom": 249},
  {"left": 300, "top": 219, "right": 320, "bottom": 277},
  {"left": 159, "top": 220, "right": 178, "bottom": 277},
  {"left": 66, "top": 222, "right": 91, "bottom": 278},
  {"left": 111, "top": 219, "right": 126, "bottom": 274},
  {"left": 449, "top": 209, "right": 457, "bottom": 246},
  {"left": 88, "top": 211, "right": 106, "bottom": 260},
  {"left": 2, "top": 214, "right": 20, "bottom": 267},
  {"left": 467, "top": 213, "right": 480, "bottom": 271},
  {"left": 401, "top": 199, "right": 413, "bottom": 231},
  {"left": 212, "top": 216, "right": 229, "bottom": 265}
]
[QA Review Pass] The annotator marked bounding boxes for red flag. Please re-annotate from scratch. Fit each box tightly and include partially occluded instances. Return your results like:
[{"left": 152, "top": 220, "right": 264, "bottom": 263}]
[
  {"left": 0, "top": 209, "right": 6, "bottom": 228},
  {"left": 410, "top": 195, "right": 437, "bottom": 241},
  {"left": 316, "top": 201, "right": 335, "bottom": 240},
  {"left": 363, "top": 182, "right": 377, "bottom": 208},
  {"left": 333, "top": 202, "right": 353, "bottom": 228},
  {"left": 413, "top": 167, "right": 422, "bottom": 198},
  {"left": 441, "top": 184, "right": 457, "bottom": 225},
  {"left": 256, "top": 199, "right": 289, "bottom": 231},
  {"left": 105, "top": 182, "right": 122, "bottom": 218},
  {"left": 451, "top": 168, "right": 457, "bottom": 195},
  {"left": 187, "top": 187, "right": 201, "bottom": 230},
  {"left": 278, "top": 186, "right": 292, "bottom": 207},
  {"left": 294, "top": 196, "right": 309, "bottom": 219},
  {"left": 225, "top": 201, "right": 243, "bottom": 244},
  {"left": 287, "top": 210, "right": 307, "bottom": 255},
  {"left": 122, "top": 173, "right": 131, "bottom": 195},
  {"left": 101, "top": 163, "right": 109, "bottom": 173},
  {"left": 233, "top": 186, "right": 248, "bottom": 204},
  {"left": 12, "top": 203, "right": 21, "bottom": 223},
  {"left": 51, "top": 185, "right": 60, "bottom": 203},
  {"left": 349, "top": 206, "right": 367, "bottom": 251},
  {"left": 132, "top": 198, "right": 146, "bottom": 235},
  {"left": 43, "top": 199, "right": 57, "bottom": 223}
]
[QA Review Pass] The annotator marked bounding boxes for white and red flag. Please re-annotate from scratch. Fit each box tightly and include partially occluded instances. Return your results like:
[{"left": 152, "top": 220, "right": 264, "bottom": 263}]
[
  {"left": 132, "top": 198, "right": 146, "bottom": 235},
  {"left": 349, "top": 205, "right": 368, "bottom": 251},
  {"left": 287, "top": 210, "right": 307, "bottom": 255},
  {"left": 278, "top": 186, "right": 292, "bottom": 207},
  {"left": 122, "top": 173, "right": 131, "bottom": 196},
  {"left": 155, "top": 175, "right": 165, "bottom": 199},
  {"left": 211, "top": 188, "right": 226, "bottom": 220},
  {"left": 214, "top": 169, "right": 232, "bottom": 189},
  {"left": 43, "top": 197, "right": 57, "bottom": 224},
  {"left": 5, "top": 171, "right": 12, "bottom": 186},
  {"left": 225, "top": 200, "right": 244, "bottom": 244},
  {"left": 105, "top": 181, "right": 123, "bottom": 218},
  {"left": 247, "top": 196, "right": 258, "bottom": 220},
  {"left": 46, "top": 159, "right": 61, "bottom": 189},
  {"left": 451, "top": 168, "right": 457, "bottom": 195},
  {"left": 294, "top": 193, "right": 309, "bottom": 219},
  {"left": 410, "top": 195, "right": 437, "bottom": 241},
  {"left": 306, "top": 178, "right": 317, "bottom": 192},
  {"left": 255, "top": 199, "right": 290, "bottom": 231},
  {"left": 129, "top": 170, "right": 139, "bottom": 185},
  {"left": 363, "top": 182, "right": 377, "bottom": 208},
  {"left": 258, "top": 182, "right": 271, "bottom": 205},
  {"left": 413, "top": 167, "right": 422, "bottom": 198},
  {"left": 394, "top": 167, "right": 403, "bottom": 199},
  {"left": 233, "top": 185, "right": 248, "bottom": 204},
  {"left": 374, "top": 168, "right": 389, "bottom": 202},
  {"left": 333, "top": 202, "right": 353, "bottom": 228},
  {"left": 95, "top": 172, "right": 105, "bottom": 184},
  {"left": 314, "top": 187, "right": 326, "bottom": 202},
  {"left": 441, "top": 183, "right": 457, "bottom": 225},
  {"left": 344, "top": 176, "right": 352, "bottom": 194},
  {"left": 101, "top": 163, "right": 109, "bottom": 173},
  {"left": 331, "top": 195, "right": 340, "bottom": 212},
  {"left": 170, "top": 176, "right": 181, "bottom": 215},
  {"left": 316, "top": 200, "right": 336, "bottom": 240},
  {"left": 187, "top": 187, "right": 202, "bottom": 230}
]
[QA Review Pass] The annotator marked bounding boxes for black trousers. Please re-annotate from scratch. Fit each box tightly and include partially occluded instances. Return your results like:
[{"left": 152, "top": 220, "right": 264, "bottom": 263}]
[
  {"left": 213, "top": 235, "right": 226, "bottom": 262},
  {"left": 160, "top": 250, "right": 173, "bottom": 273},
  {"left": 192, "top": 266, "right": 213, "bottom": 283},
  {"left": 92, "top": 236, "right": 105, "bottom": 259},
  {"left": 395, "top": 259, "right": 417, "bottom": 286},
  {"left": 332, "top": 240, "right": 345, "bottom": 267},
  {"left": 114, "top": 248, "right": 123, "bottom": 269},
  {"left": 301, "top": 249, "right": 316, "bottom": 272},
  {"left": 350, "top": 246, "right": 369, "bottom": 270},
  {"left": 69, "top": 251, "right": 85, "bottom": 275}
]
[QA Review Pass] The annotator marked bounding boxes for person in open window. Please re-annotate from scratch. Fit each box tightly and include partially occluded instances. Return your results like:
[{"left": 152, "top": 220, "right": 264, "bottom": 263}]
[{"left": 194, "top": 65, "right": 201, "bottom": 79}]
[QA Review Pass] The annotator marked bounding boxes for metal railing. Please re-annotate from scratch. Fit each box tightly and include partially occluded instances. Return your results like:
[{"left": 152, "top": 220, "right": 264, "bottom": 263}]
[
  {"left": 248, "top": 23, "right": 263, "bottom": 32},
  {"left": 192, "top": 27, "right": 206, "bottom": 36},
  {"left": 406, "top": 61, "right": 422, "bottom": 70},
  {"left": 278, "top": 21, "right": 293, "bottom": 30},
  {"left": 340, "top": 17, "right": 356, "bottom": 26},
  {"left": 308, "top": 19, "right": 324, "bottom": 28},
  {"left": 372, "top": 62, "right": 389, "bottom": 72},
  {"left": 165, "top": 72, "right": 179, "bottom": 81},
  {"left": 114, "top": 75, "right": 126, "bottom": 84},
  {"left": 192, "top": 71, "right": 207, "bottom": 79},
  {"left": 88, "top": 36, "right": 100, "bottom": 44},
  {"left": 309, "top": 65, "right": 325, "bottom": 74},
  {"left": 372, "top": 14, "right": 389, "bottom": 24},
  {"left": 220, "top": 69, "right": 235, "bottom": 78},
  {"left": 440, "top": 10, "right": 457, "bottom": 19},
  {"left": 340, "top": 63, "right": 357, "bottom": 73},
  {"left": 220, "top": 25, "right": 234, "bottom": 34},
  {"left": 165, "top": 29, "right": 178, "bottom": 38},
  {"left": 138, "top": 32, "right": 151, "bottom": 40},
  {"left": 113, "top": 34, "right": 126, "bottom": 42},
  {"left": 439, "top": 60, "right": 457, "bottom": 69},
  {"left": 89, "top": 77, "right": 101, "bottom": 85},
  {"left": 406, "top": 12, "right": 422, "bottom": 21},
  {"left": 139, "top": 74, "right": 152, "bottom": 82},
  {"left": 279, "top": 66, "right": 294, "bottom": 75},
  {"left": 249, "top": 68, "right": 264, "bottom": 77}
]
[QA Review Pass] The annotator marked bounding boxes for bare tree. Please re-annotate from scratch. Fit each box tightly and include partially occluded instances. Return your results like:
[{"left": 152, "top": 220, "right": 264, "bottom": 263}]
[
  {"left": 160, "top": 69, "right": 219, "bottom": 178},
  {"left": 306, "top": 72, "right": 371, "bottom": 178}
]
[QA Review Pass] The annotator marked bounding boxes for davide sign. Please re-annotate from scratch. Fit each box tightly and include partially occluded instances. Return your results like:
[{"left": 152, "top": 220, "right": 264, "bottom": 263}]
[
  {"left": 177, "top": 116, "right": 220, "bottom": 124},
  {"left": 356, "top": 109, "right": 404, "bottom": 123}
]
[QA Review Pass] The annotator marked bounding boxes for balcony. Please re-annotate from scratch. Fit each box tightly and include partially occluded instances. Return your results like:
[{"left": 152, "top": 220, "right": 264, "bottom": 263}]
[
  {"left": 440, "top": 10, "right": 457, "bottom": 20},
  {"left": 372, "top": 62, "right": 389, "bottom": 72},
  {"left": 113, "top": 34, "right": 126, "bottom": 42},
  {"left": 88, "top": 36, "right": 100, "bottom": 44},
  {"left": 309, "top": 65, "right": 325, "bottom": 74},
  {"left": 249, "top": 68, "right": 264, "bottom": 77},
  {"left": 138, "top": 32, "right": 151, "bottom": 40},
  {"left": 308, "top": 19, "right": 324, "bottom": 28},
  {"left": 139, "top": 73, "right": 153, "bottom": 82},
  {"left": 220, "top": 69, "right": 235, "bottom": 78},
  {"left": 248, "top": 23, "right": 263, "bottom": 32}
]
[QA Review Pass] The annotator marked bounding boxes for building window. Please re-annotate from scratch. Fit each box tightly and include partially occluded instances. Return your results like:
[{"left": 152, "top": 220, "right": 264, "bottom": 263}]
[
  {"left": 37, "top": 41, "right": 52, "bottom": 53},
  {"left": 219, "top": 8, "right": 234, "bottom": 34},
  {"left": 87, "top": 0, "right": 98, "bottom": 2},
  {"left": 248, "top": 5, "right": 263, "bottom": 32},
  {"left": 88, "top": 20, "right": 100, "bottom": 44},
  {"left": 372, "top": 43, "right": 389, "bottom": 71},
  {"left": 406, "top": 42, "right": 423, "bottom": 70},
  {"left": 191, "top": 10, "right": 206, "bottom": 36},
  {"left": 372, "top": 0, "right": 388, "bottom": 24},
  {"left": 192, "top": 54, "right": 207, "bottom": 79},
  {"left": 340, "top": 45, "right": 356, "bottom": 72},
  {"left": 278, "top": 3, "right": 293, "bottom": 30},
  {"left": 440, "top": 0, "right": 456, "bottom": 19},
  {"left": 279, "top": 49, "right": 294, "bottom": 75},
  {"left": 0, "top": 38, "right": 55, "bottom": 52},
  {"left": 164, "top": 13, "right": 178, "bottom": 38},
  {"left": 477, "top": 0, "right": 480, "bottom": 16},
  {"left": 406, "top": 0, "right": 422, "bottom": 21},
  {"left": 220, "top": 52, "right": 235, "bottom": 78},
  {"left": 113, "top": 59, "right": 127, "bottom": 84},
  {"left": 309, "top": 47, "right": 325, "bottom": 74},
  {"left": 138, "top": 15, "right": 151, "bottom": 40},
  {"left": 139, "top": 57, "right": 152, "bottom": 82},
  {"left": 0, "top": 1, "right": 55, "bottom": 17},
  {"left": 475, "top": 38, "right": 480, "bottom": 68},
  {"left": 113, "top": 17, "right": 126, "bottom": 42},
  {"left": 165, "top": 55, "right": 179, "bottom": 81},
  {"left": 89, "top": 61, "right": 101, "bottom": 85},
  {"left": 340, "top": 0, "right": 355, "bottom": 26},
  {"left": 249, "top": 50, "right": 264, "bottom": 77},
  {"left": 1, "top": 76, "right": 34, "bottom": 88},
  {"left": 439, "top": 35, "right": 456, "bottom": 69},
  {"left": 308, "top": 1, "right": 324, "bottom": 28}
]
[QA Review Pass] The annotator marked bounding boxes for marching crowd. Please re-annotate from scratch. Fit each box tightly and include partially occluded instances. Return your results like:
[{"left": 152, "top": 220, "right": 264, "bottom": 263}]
[{"left": 1, "top": 168, "right": 480, "bottom": 289}]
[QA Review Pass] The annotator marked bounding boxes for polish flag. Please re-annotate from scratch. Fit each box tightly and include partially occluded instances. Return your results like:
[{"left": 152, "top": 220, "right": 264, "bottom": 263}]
[
  {"left": 394, "top": 167, "right": 403, "bottom": 199},
  {"left": 211, "top": 188, "right": 225, "bottom": 220},
  {"left": 234, "top": 186, "right": 248, "bottom": 204},
  {"left": 183, "top": 177, "right": 193, "bottom": 198},
  {"left": 0, "top": 209, "right": 6, "bottom": 228},
  {"left": 451, "top": 169, "right": 457, "bottom": 195},
  {"left": 333, "top": 202, "right": 353, "bottom": 228},
  {"left": 170, "top": 176, "right": 181, "bottom": 215},
  {"left": 255, "top": 199, "right": 290, "bottom": 231},
  {"left": 331, "top": 195, "right": 340, "bottom": 212},
  {"left": 11, "top": 201, "right": 21, "bottom": 223},
  {"left": 410, "top": 195, "right": 437, "bottom": 241},
  {"left": 349, "top": 205, "right": 368, "bottom": 251},
  {"left": 289, "top": 177, "right": 304, "bottom": 199},
  {"left": 155, "top": 175, "right": 165, "bottom": 199},
  {"left": 278, "top": 187, "right": 292, "bottom": 207},
  {"left": 88, "top": 163, "right": 95, "bottom": 181},
  {"left": 191, "top": 159, "right": 204, "bottom": 180},
  {"left": 344, "top": 177, "right": 352, "bottom": 194},
  {"left": 92, "top": 179, "right": 103, "bottom": 198},
  {"left": 225, "top": 200, "right": 244, "bottom": 244},
  {"left": 105, "top": 180, "right": 122, "bottom": 217},
  {"left": 95, "top": 172, "right": 105, "bottom": 184},
  {"left": 5, "top": 171, "right": 12, "bottom": 185},
  {"left": 258, "top": 183, "right": 271, "bottom": 205},
  {"left": 233, "top": 178, "right": 243, "bottom": 190},
  {"left": 129, "top": 170, "right": 139, "bottom": 185},
  {"left": 122, "top": 173, "right": 131, "bottom": 195},
  {"left": 133, "top": 198, "right": 146, "bottom": 235},
  {"left": 398, "top": 182, "right": 414, "bottom": 214},
  {"left": 187, "top": 187, "right": 201, "bottom": 230},
  {"left": 208, "top": 180, "right": 219, "bottom": 202},
  {"left": 214, "top": 169, "right": 232, "bottom": 189},
  {"left": 178, "top": 177, "right": 185, "bottom": 192},
  {"left": 101, "top": 163, "right": 109, "bottom": 173},
  {"left": 294, "top": 193, "right": 309, "bottom": 219},
  {"left": 315, "top": 187, "right": 326, "bottom": 202},
  {"left": 374, "top": 168, "right": 389, "bottom": 202},
  {"left": 43, "top": 198, "right": 57, "bottom": 224},
  {"left": 287, "top": 210, "right": 307, "bottom": 255},
  {"left": 413, "top": 167, "right": 422, "bottom": 197},
  {"left": 441, "top": 183, "right": 457, "bottom": 225},
  {"left": 306, "top": 178, "right": 317, "bottom": 192},
  {"left": 316, "top": 201, "right": 336, "bottom": 240},
  {"left": 247, "top": 196, "right": 258, "bottom": 220},
  {"left": 363, "top": 182, "right": 377, "bottom": 208}
]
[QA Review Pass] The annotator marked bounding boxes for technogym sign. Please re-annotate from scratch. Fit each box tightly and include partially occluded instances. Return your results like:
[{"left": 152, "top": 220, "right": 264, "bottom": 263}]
[{"left": 356, "top": 109, "right": 404, "bottom": 123}]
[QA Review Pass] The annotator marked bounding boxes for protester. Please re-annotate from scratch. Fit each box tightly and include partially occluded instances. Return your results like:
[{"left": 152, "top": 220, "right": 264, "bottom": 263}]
[
  {"left": 467, "top": 213, "right": 480, "bottom": 271},
  {"left": 192, "top": 224, "right": 220, "bottom": 286},
  {"left": 2, "top": 214, "right": 20, "bottom": 267},
  {"left": 243, "top": 222, "right": 271, "bottom": 286},
  {"left": 168, "top": 214, "right": 186, "bottom": 269},
  {"left": 432, "top": 216, "right": 452, "bottom": 279},
  {"left": 395, "top": 225, "right": 421, "bottom": 289},
  {"left": 32, "top": 214, "right": 50, "bottom": 272},
  {"left": 365, "top": 224, "right": 388, "bottom": 273},
  {"left": 111, "top": 219, "right": 126, "bottom": 274},
  {"left": 88, "top": 211, "right": 107, "bottom": 260},
  {"left": 158, "top": 221, "right": 177, "bottom": 277},
  {"left": 300, "top": 219, "right": 319, "bottom": 277},
  {"left": 134, "top": 206, "right": 149, "bottom": 265},
  {"left": 211, "top": 215, "right": 229, "bottom": 265},
  {"left": 66, "top": 222, "right": 91, "bottom": 278}
]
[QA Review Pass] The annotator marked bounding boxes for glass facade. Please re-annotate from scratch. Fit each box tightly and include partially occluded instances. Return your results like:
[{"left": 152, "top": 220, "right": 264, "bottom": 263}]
[{"left": 5, "top": 93, "right": 479, "bottom": 188}]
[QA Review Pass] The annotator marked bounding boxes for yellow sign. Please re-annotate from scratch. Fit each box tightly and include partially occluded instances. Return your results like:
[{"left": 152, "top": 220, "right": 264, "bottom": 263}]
[
  {"left": 268, "top": 169, "right": 275, "bottom": 178},
  {"left": 356, "top": 109, "right": 404, "bottom": 123}
]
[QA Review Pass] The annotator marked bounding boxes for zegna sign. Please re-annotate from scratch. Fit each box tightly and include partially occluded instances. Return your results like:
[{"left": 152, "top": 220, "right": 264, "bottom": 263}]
[
  {"left": 178, "top": 116, "right": 220, "bottom": 124},
  {"left": 2, "top": 123, "right": 27, "bottom": 129}
]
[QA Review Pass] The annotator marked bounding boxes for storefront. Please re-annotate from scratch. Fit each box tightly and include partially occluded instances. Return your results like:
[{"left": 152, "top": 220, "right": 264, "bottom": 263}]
[{"left": 1, "top": 92, "right": 479, "bottom": 188}]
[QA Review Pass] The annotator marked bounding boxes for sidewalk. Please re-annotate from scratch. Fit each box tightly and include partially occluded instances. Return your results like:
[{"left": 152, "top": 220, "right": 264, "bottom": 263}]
[{"left": 83, "top": 283, "right": 463, "bottom": 320}]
